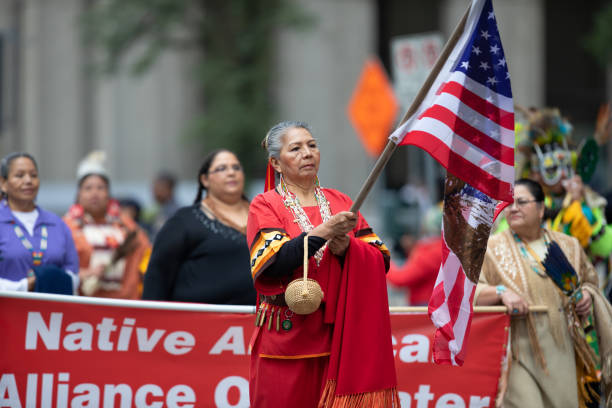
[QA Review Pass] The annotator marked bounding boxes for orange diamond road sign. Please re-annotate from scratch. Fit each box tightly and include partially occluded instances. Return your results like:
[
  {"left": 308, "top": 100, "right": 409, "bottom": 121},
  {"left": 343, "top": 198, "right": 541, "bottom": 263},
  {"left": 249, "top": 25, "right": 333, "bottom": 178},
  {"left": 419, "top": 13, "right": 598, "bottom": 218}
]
[{"left": 347, "top": 58, "right": 399, "bottom": 157}]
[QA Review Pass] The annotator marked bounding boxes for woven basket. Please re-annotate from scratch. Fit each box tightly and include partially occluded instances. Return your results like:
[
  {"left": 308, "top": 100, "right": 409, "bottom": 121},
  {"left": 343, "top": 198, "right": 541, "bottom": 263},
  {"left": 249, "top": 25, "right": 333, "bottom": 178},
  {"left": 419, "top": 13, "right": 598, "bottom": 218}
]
[{"left": 285, "top": 235, "right": 324, "bottom": 315}]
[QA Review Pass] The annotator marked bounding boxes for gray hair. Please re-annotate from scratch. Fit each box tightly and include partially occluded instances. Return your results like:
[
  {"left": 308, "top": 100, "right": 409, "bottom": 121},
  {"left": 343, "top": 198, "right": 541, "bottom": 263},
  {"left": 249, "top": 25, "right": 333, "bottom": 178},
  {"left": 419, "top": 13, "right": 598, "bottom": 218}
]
[{"left": 262, "top": 121, "right": 313, "bottom": 159}]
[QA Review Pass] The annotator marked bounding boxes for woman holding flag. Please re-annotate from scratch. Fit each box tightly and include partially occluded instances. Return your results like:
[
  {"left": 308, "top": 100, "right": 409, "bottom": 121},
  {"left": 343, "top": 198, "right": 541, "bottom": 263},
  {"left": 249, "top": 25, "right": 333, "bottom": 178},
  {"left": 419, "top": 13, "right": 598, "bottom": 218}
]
[
  {"left": 247, "top": 121, "right": 398, "bottom": 407},
  {"left": 475, "top": 179, "right": 612, "bottom": 407}
]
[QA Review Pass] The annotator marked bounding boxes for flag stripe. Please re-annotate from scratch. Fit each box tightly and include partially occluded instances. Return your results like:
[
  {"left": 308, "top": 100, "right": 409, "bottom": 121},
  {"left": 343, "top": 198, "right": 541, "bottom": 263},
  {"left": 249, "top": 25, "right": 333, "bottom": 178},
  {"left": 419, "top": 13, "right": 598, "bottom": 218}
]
[
  {"left": 402, "top": 130, "right": 514, "bottom": 200},
  {"left": 449, "top": 70, "right": 513, "bottom": 112},
  {"left": 430, "top": 295, "right": 451, "bottom": 333},
  {"left": 452, "top": 280, "right": 476, "bottom": 353},
  {"left": 428, "top": 231, "right": 478, "bottom": 365},
  {"left": 429, "top": 243, "right": 460, "bottom": 326},
  {"left": 447, "top": 276, "right": 475, "bottom": 352},
  {"left": 429, "top": 283, "right": 447, "bottom": 312},
  {"left": 429, "top": 249, "right": 453, "bottom": 312},
  {"left": 440, "top": 264, "right": 467, "bottom": 350},
  {"left": 439, "top": 81, "right": 514, "bottom": 129},
  {"left": 446, "top": 268, "right": 467, "bottom": 326},
  {"left": 409, "top": 88, "right": 515, "bottom": 148},
  {"left": 405, "top": 120, "right": 514, "bottom": 182},
  {"left": 419, "top": 104, "right": 514, "bottom": 165}
]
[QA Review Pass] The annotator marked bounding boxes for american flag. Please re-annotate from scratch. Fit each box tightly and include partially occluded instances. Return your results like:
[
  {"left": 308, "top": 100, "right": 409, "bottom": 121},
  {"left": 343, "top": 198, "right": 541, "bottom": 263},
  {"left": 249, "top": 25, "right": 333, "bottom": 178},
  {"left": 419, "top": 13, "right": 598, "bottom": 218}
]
[
  {"left": 390, "top": 0, "right": 514, "bottom": 203},
  {"left": 390, "top": 0, "right": 514, "bottom": 365},
  {"left": 429, "top": 175, "right": 497, "bottom": 366}
]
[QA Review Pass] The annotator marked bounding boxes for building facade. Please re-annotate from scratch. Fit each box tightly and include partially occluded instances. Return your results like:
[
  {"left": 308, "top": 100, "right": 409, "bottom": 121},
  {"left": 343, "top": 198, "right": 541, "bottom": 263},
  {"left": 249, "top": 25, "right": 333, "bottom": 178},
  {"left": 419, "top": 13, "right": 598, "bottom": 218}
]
[{"left": 0, "top": 0, "right": 609, "bottom": 214}]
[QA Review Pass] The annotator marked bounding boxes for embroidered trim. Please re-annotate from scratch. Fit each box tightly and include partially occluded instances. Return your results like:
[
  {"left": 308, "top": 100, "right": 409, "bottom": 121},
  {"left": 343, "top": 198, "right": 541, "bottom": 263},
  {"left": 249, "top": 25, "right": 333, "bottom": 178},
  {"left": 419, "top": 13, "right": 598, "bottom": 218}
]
[
  {"left": 355, "top": 229, "right": 390, "bottom": 256},
  {"left": 200, "top": 198, "right": 248, "bottom": 235},
  {"left": 513, "top": 231, "right": 550, "bottom": 277},
  {"left": 192, "top": 205, "right": 246, "bottom": 243},
  {"left": 66, "top": 200, "right": 122, "bottom": 228},
  {"left": 249, "top": 229, "right": 291, "bottom": 278}
]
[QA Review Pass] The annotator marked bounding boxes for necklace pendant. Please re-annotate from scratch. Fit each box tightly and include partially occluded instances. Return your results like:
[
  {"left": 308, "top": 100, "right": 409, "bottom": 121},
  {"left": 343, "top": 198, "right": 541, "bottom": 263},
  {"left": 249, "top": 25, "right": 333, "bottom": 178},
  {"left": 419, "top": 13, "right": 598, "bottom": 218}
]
[
  {"left": 32, "top": 251, "right": 43, "bottom": 264},
  {"left": 281, "top": 319, "right": 292, "bottom": 331}
]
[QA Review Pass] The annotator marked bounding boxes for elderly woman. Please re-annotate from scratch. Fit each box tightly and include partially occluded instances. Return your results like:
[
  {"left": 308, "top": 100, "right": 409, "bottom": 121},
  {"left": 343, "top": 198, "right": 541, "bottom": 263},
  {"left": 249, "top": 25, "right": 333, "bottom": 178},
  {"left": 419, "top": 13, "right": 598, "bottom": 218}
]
[
  {"left": 0, "top": 152, "right": 78, "bottom": 294},
  {"left": 247, "top": 121, "right": 398, "bottom": 407},
  {"left": 63, "top": 152, "right": 150, "bottom": 299},
  {"left": 475, "top": 178, "right": 612, "bottom": 408},
  {"left": 142, "top": 149, "right": 256, "bottom": 304}
]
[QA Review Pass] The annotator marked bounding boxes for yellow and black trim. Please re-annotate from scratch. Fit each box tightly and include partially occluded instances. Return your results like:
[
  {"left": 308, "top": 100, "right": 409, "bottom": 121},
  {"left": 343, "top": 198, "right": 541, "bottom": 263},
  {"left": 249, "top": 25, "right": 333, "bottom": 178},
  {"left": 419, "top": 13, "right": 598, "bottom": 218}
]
[
  {"left": 355, "top": 228, "right": 390, "bottom": 255},
  {"left": 249, "top": 228, "right": 291, "bottom": 279},
  {"left": 355, "top": 228, "right": 390, "bottom": 270}
]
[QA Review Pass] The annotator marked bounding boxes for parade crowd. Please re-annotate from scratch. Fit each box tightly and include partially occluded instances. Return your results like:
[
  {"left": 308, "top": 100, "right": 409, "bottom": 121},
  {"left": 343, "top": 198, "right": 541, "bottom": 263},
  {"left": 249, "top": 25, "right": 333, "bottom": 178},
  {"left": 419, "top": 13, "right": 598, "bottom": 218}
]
[{"left": 2, "top": 113, "right": 612, "bottom": 407}]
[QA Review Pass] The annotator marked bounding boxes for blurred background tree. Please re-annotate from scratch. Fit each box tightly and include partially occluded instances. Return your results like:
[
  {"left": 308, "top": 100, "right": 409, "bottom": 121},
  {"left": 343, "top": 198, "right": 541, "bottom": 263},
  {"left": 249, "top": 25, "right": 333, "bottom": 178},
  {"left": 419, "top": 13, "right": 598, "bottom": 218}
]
[
  {"left": 584, "top": 2, "right": 612, "bottom": 67},
  {"left": 82, "top": 0, "right": 313, "bottom": 180}
]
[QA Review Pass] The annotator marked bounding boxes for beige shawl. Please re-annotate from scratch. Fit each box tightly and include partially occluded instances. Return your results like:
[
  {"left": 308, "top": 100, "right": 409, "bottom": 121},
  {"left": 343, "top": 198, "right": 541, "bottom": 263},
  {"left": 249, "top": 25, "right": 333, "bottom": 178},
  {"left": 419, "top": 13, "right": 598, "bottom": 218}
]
[{"left": 478, "top": 229, "right": 612, "bottom": 407}]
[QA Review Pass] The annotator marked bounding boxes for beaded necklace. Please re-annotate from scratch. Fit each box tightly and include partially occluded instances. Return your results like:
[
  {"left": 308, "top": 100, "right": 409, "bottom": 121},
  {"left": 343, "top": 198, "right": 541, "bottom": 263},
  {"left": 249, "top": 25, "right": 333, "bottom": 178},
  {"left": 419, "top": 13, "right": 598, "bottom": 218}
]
[
  {"left": 13, "top": 222, "right": 48, "bottom": 266},
  {"left": 512, "top": 230, "right": 549, "bottom": 277},
  {"left": 278, "top": 174, "right": 331, "bottom": 264}
]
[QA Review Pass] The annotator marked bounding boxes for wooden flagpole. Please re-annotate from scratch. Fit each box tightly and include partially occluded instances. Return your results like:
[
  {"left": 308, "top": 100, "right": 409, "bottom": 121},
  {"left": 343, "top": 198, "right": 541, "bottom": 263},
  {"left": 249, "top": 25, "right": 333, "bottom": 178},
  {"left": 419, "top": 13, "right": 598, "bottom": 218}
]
[{"left": 350, "top": 2, "right": 472, "bottom": 213}]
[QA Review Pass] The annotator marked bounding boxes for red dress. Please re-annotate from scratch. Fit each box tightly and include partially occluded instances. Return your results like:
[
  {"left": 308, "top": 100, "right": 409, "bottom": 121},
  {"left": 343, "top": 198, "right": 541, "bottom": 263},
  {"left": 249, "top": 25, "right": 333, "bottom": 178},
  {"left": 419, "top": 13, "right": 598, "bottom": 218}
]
[{"left": 247, "top": 188, "right": 396, "bottom": 407}]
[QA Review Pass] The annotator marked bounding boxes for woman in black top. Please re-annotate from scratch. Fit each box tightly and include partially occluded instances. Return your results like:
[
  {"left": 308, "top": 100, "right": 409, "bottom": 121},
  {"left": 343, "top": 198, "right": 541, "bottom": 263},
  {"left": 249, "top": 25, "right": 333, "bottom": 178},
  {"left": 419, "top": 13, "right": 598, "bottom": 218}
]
[{"left": 142, "top": 150, "right": 256, "bottom": 305}]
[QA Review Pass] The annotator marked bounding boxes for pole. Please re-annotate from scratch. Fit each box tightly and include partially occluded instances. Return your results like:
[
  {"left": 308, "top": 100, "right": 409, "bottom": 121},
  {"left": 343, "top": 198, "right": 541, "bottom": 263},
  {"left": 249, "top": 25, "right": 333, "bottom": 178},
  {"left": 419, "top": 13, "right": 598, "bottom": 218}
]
[
  {"left": 0, "top": 291, "right": 256, "bottom": 314},
  {"left": 350, "top": 2, "right": 472, "bottom": 212}
]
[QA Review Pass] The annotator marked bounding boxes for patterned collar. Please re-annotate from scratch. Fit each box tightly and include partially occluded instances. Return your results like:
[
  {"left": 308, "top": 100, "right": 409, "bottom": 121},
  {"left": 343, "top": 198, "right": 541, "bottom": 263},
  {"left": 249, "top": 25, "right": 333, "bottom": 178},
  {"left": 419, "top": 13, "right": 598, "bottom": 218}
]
[{"left": 65, "top": 200, "right": 122, "bottom": 227}]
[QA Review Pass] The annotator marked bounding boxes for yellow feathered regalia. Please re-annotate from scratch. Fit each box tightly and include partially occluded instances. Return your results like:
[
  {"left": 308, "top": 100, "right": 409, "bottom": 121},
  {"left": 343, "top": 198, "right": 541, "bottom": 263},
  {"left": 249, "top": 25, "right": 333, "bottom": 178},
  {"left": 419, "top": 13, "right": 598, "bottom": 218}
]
[{"left": 511, "top": 106, "right": 612, "bottom": 295}]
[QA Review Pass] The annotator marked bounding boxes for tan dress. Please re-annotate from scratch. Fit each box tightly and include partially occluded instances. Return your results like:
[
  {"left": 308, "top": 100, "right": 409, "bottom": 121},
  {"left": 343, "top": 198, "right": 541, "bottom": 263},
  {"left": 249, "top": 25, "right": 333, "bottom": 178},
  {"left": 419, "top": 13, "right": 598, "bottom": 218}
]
[{"left": 476, "top": 229, "right": 598, "bottom": 408}]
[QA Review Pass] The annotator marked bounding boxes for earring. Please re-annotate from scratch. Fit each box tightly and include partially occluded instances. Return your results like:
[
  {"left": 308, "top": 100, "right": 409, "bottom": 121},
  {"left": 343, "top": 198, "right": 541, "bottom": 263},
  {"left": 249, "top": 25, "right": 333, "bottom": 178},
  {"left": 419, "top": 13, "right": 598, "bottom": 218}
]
[{"left": 279, "top": 173, "right": 289, "bottom": 194}]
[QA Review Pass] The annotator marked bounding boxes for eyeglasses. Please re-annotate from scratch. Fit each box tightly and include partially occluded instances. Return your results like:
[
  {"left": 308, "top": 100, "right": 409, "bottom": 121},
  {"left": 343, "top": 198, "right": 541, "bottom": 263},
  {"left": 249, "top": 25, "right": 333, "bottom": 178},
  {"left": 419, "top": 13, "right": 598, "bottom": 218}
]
[
  {"left": 209, "top": 164, "right": 242, "bottom": 174},
  {"left": 512, "top": 198, "right": 539, "bottom": 208}
]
